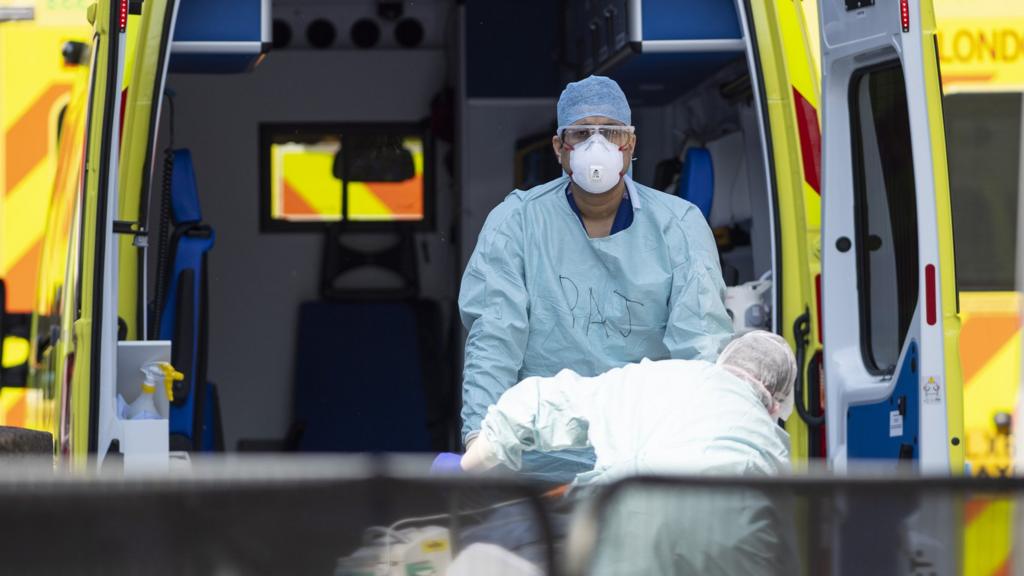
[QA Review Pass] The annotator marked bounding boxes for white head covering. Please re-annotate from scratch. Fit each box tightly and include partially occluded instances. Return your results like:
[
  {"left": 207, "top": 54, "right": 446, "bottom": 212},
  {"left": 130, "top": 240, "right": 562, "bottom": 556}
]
[{"left": 716, "top": 331, "right": 798, "bottom": 420}]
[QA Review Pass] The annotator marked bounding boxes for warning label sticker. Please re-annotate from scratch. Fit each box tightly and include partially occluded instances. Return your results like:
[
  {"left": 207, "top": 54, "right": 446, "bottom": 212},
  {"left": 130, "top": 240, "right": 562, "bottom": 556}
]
[
  {"left": 889, "top": 411, "right": 904, "bottom": 437},
  {"left": 923, "top": 377, "right": 942, "bottom": 405}
]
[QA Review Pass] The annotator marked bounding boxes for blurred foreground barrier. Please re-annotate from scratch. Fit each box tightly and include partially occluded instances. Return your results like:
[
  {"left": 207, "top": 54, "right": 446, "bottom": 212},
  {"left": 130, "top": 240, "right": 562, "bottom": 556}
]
[
  {"left": 565, "top": 474, "right": 1024, "bottom": 576},
  {"left": 4, "top": 456, "right": 1022, "bottom": 575},
  {"left": 0, "top": 455, "right": 558, "bottom": 575}
]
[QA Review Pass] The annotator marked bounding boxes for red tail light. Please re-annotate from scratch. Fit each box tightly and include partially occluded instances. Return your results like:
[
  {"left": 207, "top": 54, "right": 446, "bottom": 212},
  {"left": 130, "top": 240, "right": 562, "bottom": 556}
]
[
  {"left": 925, "top": 264, "right": 937, "bottom": 325},
  {"left": 792, "top": 88, "right": 822, "bottom": 195},
  {"left": 118, "top": 88, "right": 128, "bottom": 148}
]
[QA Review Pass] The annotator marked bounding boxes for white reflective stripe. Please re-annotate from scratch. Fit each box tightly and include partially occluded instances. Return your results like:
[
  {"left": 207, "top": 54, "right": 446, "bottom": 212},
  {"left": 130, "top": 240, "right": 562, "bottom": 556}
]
[
  {"left": 260, "top": 0, "right": 271, "bottom": 43},
  {"left": 171, "top": 41, "right": 262, "bottom": 54},
  {"left": 627, "top": 0, "right": 642, "bottom": 42},
  {"left": 0, "top": 6, "right": 33, "bottom": 21},
  {"left": 639, "top": 39, "right": 746, "bottom": 53}
]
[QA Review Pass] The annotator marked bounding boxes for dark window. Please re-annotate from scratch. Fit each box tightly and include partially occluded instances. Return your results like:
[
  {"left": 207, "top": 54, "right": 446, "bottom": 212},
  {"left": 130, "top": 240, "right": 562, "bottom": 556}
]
[
  {"left": 944, "top": 93, "right": 1022, "bottom": 291},
  {"left": 850, "top": 62, "right": 919, "bottom": 374}
]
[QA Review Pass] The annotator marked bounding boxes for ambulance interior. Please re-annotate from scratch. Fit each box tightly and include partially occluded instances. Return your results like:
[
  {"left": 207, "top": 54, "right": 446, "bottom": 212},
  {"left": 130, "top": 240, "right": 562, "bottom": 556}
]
[{"left": 143, "top": 0, "right": 777, "bottom": 454}]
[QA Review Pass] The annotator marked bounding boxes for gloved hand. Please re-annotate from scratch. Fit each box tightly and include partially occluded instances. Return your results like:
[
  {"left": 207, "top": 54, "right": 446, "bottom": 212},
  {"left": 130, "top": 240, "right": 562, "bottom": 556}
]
[
  {"left": 461, "top": 433, "right": 501, "bottom": 472},
  {"left": 430, "top": 452, "right": 464, "bottom": 474}
]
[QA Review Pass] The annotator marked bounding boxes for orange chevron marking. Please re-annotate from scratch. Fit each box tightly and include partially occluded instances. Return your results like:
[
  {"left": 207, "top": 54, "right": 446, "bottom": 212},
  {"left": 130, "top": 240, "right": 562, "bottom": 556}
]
[
  {"left": 6, "top": 393, "right": 26, "bottom": 428},
  {"left": 364, "top": 174, "right": 425, "bottom": 217},
  {"left": 283, "top": 181, "right": 318, "bottom": 217},
  {"left": 959, "top": 315, "right": 1019, "bottom": 386},
  {"left": 942, "top": 73, "right": 995, "bottom": 85},
  {"left": 994, "top": 556, "right": 1012, "bottom": 576},
  {"left": 5, "top": 84, "right": 71, "bottom": 193},
  {"left": 5, "top": 240, "right": 42, "bottom": 312},
  {"left": 964, "top": 499, "right": 991, "bottom": 525}
]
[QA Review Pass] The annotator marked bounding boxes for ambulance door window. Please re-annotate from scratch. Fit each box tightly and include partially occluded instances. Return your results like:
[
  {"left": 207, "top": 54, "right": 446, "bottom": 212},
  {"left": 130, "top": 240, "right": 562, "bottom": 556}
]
[
  {"left": 945, "top": 93, "right": 1022, "bottom": 291},
  {"left": 850, "top": 62, "right": 918, "bottom": 375}
]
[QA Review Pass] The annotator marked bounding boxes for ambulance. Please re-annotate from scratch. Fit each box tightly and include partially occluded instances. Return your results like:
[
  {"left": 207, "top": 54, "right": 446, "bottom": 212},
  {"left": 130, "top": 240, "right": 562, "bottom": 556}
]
[
  {"left": 9, "top": 0, "right": 963, "bottom": 480},
  {"left": 0, "top": 2, "right": 89, "bottom": 428},
  {"left": 802, "top": 0, "right": 1024, "bottom": 481},
  {"left": 934, "top": 0, "right": 1024, "bottom": 479}
]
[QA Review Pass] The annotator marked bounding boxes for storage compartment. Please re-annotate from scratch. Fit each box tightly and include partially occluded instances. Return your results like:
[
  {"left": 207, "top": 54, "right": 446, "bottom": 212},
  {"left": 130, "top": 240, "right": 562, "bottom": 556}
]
[
  {"left": 564, "top": 0, "right": 747, "bottom": 105},
  {"left": 113, "top": 341, "right": 173, "bottom": 474},
  {"left": 170, "top": 0, "right": 271, "bottom": 73}
]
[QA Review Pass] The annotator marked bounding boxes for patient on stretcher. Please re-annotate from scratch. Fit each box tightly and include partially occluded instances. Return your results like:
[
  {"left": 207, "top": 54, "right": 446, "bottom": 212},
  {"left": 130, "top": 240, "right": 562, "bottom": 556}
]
[
  {"left": 461, "top": 330, "right": 795, "bottom": 484},
  {"left": 445, "top": 331, "right": 800, "bottom": 575}
]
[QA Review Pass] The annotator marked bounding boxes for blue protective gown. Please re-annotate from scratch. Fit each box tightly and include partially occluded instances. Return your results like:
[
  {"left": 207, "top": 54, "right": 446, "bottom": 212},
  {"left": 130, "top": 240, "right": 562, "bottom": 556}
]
[{"left": 459, "top": 175, "right": 733, "bottom": 482}]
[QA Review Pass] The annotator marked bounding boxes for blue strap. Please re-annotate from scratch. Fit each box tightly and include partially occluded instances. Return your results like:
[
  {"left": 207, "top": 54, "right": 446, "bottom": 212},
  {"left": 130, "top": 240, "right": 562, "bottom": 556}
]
[
  {"left": 565, "top": 184, "right": 634, "bottom": 235},
  {"left": 159, "top": 232, "right": 215, "bottom": 441}
]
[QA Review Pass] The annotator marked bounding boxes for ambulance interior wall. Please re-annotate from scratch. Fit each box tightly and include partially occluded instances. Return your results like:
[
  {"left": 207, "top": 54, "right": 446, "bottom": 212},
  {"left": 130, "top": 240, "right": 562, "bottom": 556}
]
[
  {"left": 150, "top": 50, "right": 452, "bottom": 450},
  {"left": 627, "top": 68, "right": 773, "bottom": 286},
  {"left": 459, "top": 101, "right": 558, "bottom": 262}
]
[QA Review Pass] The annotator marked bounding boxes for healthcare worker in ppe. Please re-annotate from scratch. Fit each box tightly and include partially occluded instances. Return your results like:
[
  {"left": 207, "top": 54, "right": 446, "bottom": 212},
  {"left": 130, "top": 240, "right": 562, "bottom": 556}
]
[
  {"left": 457, "top": 75, "right": 733, "bottom": 483},
  {"left": 457, "top": 331, "right": 799, "bottom": 576}
]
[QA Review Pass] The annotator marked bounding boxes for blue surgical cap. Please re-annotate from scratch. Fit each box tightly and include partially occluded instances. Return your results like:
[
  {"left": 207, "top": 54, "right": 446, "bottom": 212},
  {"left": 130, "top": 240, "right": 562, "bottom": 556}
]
[{"left": 557, "top": 75, "right": 631, "bottom": 127}]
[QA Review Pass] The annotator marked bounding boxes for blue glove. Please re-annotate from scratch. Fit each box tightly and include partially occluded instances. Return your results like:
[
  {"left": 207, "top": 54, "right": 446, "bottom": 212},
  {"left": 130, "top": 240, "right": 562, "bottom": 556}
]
[{"left": 430, "top": 452, "right": 463, "bottom": 474}]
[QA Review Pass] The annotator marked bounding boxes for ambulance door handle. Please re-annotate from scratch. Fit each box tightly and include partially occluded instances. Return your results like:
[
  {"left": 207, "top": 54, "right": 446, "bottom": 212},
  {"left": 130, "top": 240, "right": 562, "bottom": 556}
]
[{"left": 793, "top": 309, "right": 824, "bottom": 427}]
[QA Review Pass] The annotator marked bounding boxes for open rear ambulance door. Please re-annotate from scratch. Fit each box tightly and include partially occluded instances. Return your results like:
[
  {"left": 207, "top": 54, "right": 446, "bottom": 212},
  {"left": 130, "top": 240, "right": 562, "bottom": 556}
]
[
  {"left": 70, "top": 0, "right": 129, "bottom": 464},
  {"left": 117, "top": 0, "right": 180, "bottom": 343},
  {"left": 739, "top": 0, "right": 826, "bottom": 464},
  {"left": 819, "top": 0, "right": 963, "bottom": 474}
]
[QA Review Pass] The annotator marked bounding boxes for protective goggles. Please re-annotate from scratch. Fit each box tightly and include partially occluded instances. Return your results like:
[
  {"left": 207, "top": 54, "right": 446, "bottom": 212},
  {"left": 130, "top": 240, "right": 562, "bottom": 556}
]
[{"left": 557, "top": 125, "right": 635, "bottom": 148}]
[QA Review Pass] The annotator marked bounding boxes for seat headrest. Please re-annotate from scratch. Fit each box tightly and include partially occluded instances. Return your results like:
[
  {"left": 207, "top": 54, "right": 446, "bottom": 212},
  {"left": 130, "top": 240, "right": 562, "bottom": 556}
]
[
  {"left": 677, "top": 147, "right": 714, "bottom": 221},
  {"left": 321, "top": 228, "right": 418, "bottom": 299},
  {"left": 171, "top": 149, "right": 202, "bottom": 225}
]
